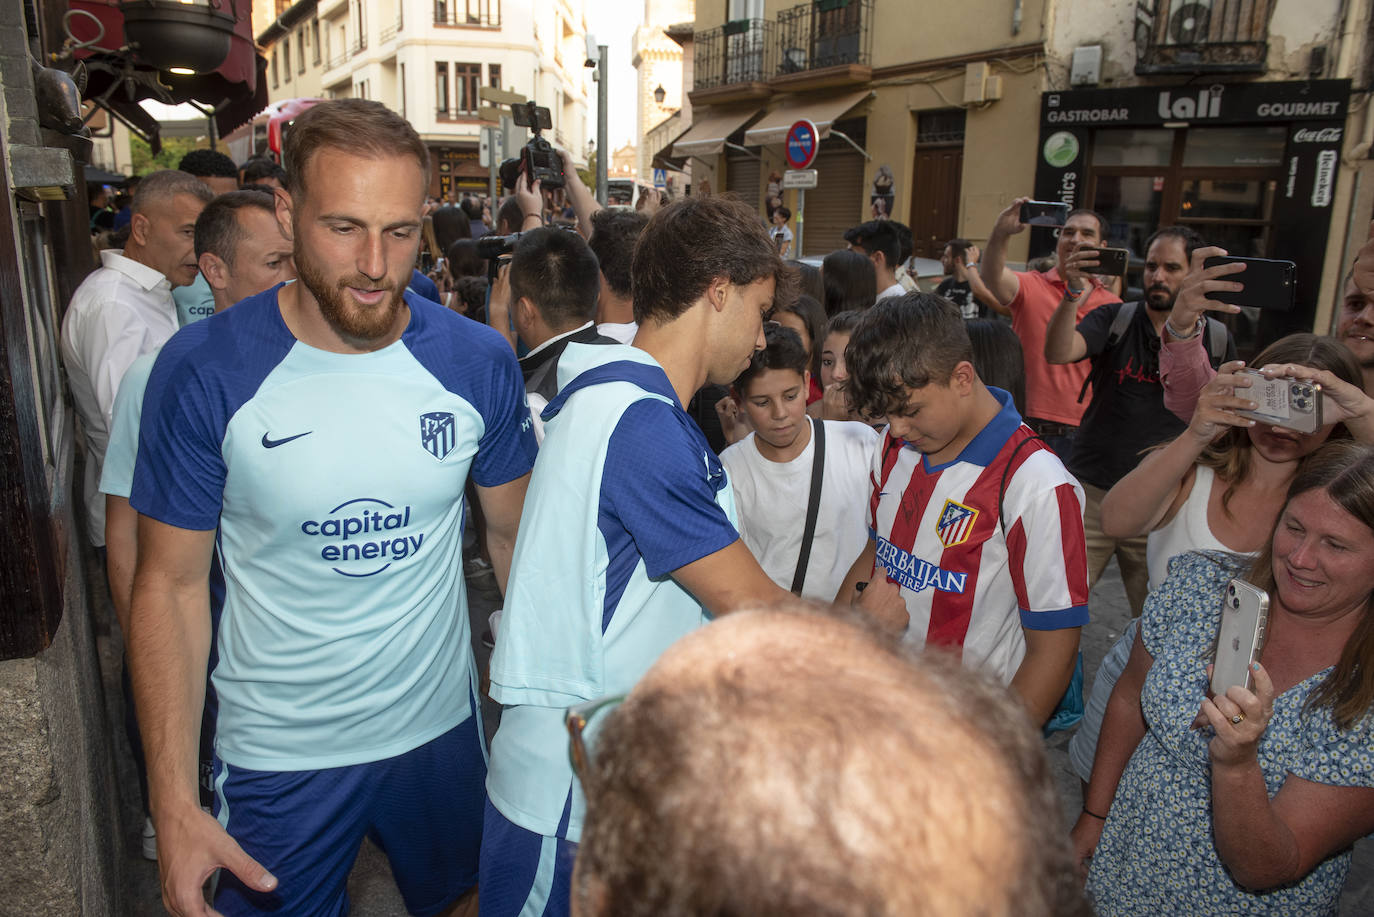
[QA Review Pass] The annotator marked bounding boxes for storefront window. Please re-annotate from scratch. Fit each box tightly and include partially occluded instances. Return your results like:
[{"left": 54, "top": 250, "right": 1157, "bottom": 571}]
[
  {"left": 1179, "top": 178, "right": 1274, "bottom": 223},
  {"left": 1092, "top": 175, "right": 1164, "bottom": 256},
  {"left": 1091, "top": 129, "right": 1172, "bottom": 167},
  {"left": 1182, "top": 127, "right": 1286, "bottom": 167}
]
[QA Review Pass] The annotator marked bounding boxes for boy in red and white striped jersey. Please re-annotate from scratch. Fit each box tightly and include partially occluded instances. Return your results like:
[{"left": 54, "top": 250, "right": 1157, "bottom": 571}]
[{"left": 836, "top": 293, "right": 1089, "bottom": 725}]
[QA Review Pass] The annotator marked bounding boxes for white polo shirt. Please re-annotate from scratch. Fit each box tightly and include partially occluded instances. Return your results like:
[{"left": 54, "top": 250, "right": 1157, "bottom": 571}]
[{"left": 60, "top": 249, "right": 178, "bottom": 546}]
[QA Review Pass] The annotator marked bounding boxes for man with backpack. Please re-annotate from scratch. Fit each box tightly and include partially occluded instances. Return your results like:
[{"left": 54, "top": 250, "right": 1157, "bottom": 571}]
[{"left": 1044, "top": 225, "right": 1234, "bottom": 615}]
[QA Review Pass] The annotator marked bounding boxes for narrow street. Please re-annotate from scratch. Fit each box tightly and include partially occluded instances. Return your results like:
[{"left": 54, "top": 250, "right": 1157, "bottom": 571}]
[{"left": 117, "top": 560, "right": 1374, "bottom": 914}]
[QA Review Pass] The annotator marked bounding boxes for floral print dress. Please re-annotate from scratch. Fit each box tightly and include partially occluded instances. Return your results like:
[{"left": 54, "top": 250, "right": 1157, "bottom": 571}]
[{"left": 1086, "top": 552, "right": 1374, "bottom": 915}]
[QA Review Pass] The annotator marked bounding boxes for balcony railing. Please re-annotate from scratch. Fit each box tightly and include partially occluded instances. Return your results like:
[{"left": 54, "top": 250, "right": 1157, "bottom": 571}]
[
  {"left": 350, "top": 35, "right": 367, "bottom": 56},
  {"left": 775, "top": 0, "right": 872, "bottom": 76},
  {"left": 694, "top": 19, "right": 775, "bottom": 90},
  {"left": 381, "top": 12, "right": 403, "bottom": 43},
  {"left": 327, "top": 49, "right": 347, "bottom": 70},
  {"left": 435, "top": 0, "right": 501, "bottom": 28},
  {"left": 1135, "top": 0, "right": 1270, "bottom": 74}
]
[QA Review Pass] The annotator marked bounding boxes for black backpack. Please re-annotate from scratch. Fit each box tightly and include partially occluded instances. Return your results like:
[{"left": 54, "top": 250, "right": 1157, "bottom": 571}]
[{"left": 1077, "top": 301, "right": 1229, "bottom": 403}]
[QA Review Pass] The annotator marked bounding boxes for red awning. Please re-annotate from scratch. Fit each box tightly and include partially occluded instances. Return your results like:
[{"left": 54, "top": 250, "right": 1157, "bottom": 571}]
[{"left": 68, "top": 0, "right": 263, "bottom": 147}]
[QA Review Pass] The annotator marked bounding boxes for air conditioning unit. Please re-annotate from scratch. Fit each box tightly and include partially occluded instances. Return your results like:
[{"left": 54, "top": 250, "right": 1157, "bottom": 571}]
[
  {"left": 1162, "top": 0, "right": 1212, "bottom": 45},
  {"left": 1070, "top": 45, "right": 1102, "bottom": 86}
]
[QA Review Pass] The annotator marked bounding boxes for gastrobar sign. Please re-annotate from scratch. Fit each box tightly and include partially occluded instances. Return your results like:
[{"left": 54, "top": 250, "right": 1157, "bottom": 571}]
[{"left": 1041, "top": 79, "right": 1350, "bottom": 127}]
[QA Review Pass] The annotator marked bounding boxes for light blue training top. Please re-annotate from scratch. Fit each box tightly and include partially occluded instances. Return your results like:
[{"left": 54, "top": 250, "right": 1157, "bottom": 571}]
[
  {"left": 99, "top": 350, "right": 157, "bottom": 499},
  {"left": 486, "top": 342, "right": 740, "bottom": 841},
  {"left": 172, "top": 273, "right": 215, "bottom": 327},
  {"left": 131, "top": 285, "right": 537, "bottom": 771}
]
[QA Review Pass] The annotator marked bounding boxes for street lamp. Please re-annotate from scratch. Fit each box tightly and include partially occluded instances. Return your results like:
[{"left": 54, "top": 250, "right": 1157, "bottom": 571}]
[
  {"left": 119, "top": 0, "right": 239, "bottom": 75},
  {"left": 653, "top": 84, "right": 665, "bottom": 105}
]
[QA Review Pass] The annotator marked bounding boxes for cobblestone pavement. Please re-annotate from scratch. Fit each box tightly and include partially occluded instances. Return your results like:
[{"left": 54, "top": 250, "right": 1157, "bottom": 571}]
[{"left": 123, "top": 561, "right": 1374, "bottom": 915}]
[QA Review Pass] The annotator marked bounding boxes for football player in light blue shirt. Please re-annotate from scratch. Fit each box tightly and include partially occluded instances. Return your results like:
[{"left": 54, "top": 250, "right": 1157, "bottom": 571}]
[
  {"left": 129, "top": 101, "right": 535, "bottom": 917},
  {"left": 480, "top": 195, "right": 798, "bottom": 917},
  {"left": 101, "top": 187, "right": 295, "bottom": 863}
]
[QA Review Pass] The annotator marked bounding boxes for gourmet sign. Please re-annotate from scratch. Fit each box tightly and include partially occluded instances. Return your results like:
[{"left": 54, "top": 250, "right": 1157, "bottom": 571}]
[{"left": 1041, "top": 80, "right": 1349, "bottom": 127}]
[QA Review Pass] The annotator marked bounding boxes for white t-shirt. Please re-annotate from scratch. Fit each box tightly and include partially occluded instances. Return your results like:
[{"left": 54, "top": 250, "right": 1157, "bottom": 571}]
[
  {"left": 877, "top": 281, "right": 906, "bottom": 301},
  {"left": 596, "top": 321, "right": 638, "bottom": 345},
  {"left": 721, "top": 418, "right": 879, "bottom": 600}
]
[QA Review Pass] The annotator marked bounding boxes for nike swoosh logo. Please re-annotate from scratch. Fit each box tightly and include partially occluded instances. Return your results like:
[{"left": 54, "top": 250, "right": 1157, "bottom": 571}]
[{"left": 261, "top": 431, "right": 313, "bottom": 449}]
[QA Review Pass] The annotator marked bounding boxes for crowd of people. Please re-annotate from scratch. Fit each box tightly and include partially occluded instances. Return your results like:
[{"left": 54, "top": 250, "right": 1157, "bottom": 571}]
[{"left": 56, "top": 96, "right": 1374, "bottom": 916}]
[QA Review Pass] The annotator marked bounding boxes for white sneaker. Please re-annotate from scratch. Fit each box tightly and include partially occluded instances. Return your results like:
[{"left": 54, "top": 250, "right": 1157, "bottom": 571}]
[{"left": 141, "top": 817, "right": 157, "bottom": 861}]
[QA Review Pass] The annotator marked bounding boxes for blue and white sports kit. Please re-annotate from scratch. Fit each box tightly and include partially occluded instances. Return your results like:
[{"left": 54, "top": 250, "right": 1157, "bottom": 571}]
[
  {"left": 482, "top": 343, "right": 740, "bottom": 916},
  {"left": 131, "top": 286, "right": 536, "bottom": 914}
]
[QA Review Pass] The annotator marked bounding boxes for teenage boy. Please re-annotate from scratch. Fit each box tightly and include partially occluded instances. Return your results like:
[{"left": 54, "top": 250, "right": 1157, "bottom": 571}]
[
  {"left": 836, "top": 293, "right": 1088, "bottom": 726},
  {"left": 721, "top": 325, "right": 878, "bottom": 600}
]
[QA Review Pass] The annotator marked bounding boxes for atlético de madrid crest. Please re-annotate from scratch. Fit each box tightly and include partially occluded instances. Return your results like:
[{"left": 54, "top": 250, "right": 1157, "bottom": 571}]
[
  {"left": 420, "top": 411, "right": 456, "bottom": 461},
  {"left": 935, "top": 499, "right": 978, "bottom": 547}
]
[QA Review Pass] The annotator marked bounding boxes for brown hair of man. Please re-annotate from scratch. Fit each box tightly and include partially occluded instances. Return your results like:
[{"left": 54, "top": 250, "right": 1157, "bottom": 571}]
[
  {"left": 630, "top": 194, "right": 793, "bottom": 326},
  {"left": 844, "top": 292, "right": 975, "bottom": 421},
  {"left": 573, "top": 606, "right": 1088, "bottom": 917},
  {"left": 282, "top": 99, "right": 430, "bottom": 199}
]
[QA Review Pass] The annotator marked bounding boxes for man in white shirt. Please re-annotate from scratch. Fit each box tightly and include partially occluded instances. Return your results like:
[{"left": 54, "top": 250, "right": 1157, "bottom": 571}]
[
  {"left": 845, "top": 219, "right": 906, "bottom": 300},
  {"left": 721, "top": 325, "right": 877, "bottom": 600},
  {"left": 60, "top": 168, "right": 212, "bottom": 548}
]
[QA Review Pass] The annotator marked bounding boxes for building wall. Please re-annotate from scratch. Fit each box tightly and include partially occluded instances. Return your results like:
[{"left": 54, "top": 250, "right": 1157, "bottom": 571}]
[
  {"left": 1041, "top": 0, "right": 1372, "bottom": 335},
  {"left": 258, "top": 0, "right": 591, "bottom": 195},
  {"left": 634, "top": 0, "right": 693, "bottom": 179}
]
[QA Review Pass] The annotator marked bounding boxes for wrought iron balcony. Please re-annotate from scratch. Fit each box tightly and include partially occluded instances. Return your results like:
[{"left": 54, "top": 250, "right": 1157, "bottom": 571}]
[
  {"left": 1135, "top": 0, "right": 1270, "bottom": 74},
  {"left": 774, "top": 0, "right": 872, "bottom": 77},
  {"left": 694, "top": 19, "right": 775, "bottom": 90}
]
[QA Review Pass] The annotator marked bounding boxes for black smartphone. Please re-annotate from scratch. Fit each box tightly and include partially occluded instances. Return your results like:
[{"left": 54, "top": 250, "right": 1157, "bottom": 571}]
[
  {"left": 1019, "top": 200, "right": 1070, "bottom": 227},
  {"left": 1085, "top": 246, "right": 1129, "bottom": 276},
  {"left": 1202, "top": 256, "right": 1297, "bottom": 311}
]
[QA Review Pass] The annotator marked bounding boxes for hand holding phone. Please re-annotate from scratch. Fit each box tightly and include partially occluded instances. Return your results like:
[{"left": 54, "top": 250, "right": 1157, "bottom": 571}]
[
  {"left": 1234, "top": 371, "right": 1330, "bottom": 433},
  {"left": 1083, "top": 247, "right": 1129, "bottom": 276},
  {"left": 1211, "top": 579, "right": 1269, "bottom": 697},
  {"left": 1202, "top": 256, "right": 1296, "bottom": 311}
]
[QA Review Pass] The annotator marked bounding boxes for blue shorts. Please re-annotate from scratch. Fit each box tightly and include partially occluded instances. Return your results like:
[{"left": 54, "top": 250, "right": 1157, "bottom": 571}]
[
  {"left": 478, "top": 798, "right": 578, "bottom": 917},
  {"left": 213, "top": 712, "right": 487, "bottom": 917}
]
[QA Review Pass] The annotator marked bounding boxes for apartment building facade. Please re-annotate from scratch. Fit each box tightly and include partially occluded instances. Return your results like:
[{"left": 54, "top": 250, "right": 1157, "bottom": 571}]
[
  {"left": 254, "top": 0, "right": 590, "bottom": 200},
  {"left": 670, "top": 0, "right": 1374, "bottom": 344}
]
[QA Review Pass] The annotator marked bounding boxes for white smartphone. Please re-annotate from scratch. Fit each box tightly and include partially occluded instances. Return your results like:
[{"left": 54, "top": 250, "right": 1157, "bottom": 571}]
[
  {"left": 1235, "top": 370, "right": 1328, "bottom": 434},
  {"left": 1211, "top": 579, "right": 1269, "bottom": 697}
]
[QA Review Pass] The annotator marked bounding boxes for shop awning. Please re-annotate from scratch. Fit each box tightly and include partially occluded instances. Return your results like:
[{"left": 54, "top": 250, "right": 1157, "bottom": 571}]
[
  {"left": 672, "top": 107, "right": 763, "bottom": 159},
  {"left": 653, "top": 123, "right": 692, "bottom": 172},
  {"left": 743, "top": 90, "right": 873, "bottom": 147}
]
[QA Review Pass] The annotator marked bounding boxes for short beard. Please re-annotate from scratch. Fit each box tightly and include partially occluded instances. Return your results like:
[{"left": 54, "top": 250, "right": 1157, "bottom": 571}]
[
  {"left": 1145, "top": 287, "right": 1176, "bottom": 312},
  {"left": 294, "top": 242, "right": 406, "bottom": 345}
]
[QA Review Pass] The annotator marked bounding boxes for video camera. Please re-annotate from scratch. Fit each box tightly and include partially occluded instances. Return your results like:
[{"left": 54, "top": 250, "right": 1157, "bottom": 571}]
[
  {"left": 498, "top": 100, "right": 565, "bottom": 193},
  {"left": 476, "top": 224, "right": 581, "bottom": 281}
]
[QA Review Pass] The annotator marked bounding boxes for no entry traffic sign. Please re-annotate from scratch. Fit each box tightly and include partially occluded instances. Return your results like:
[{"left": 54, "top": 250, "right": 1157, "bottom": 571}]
[{"left": 785, "top": 119, "right": 819, "bottom": 170}]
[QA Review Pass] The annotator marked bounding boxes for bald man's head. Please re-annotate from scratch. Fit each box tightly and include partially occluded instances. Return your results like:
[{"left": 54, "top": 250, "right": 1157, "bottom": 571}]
[{"left": 573, "top": 608, "right": 1087, "bottom": 917}]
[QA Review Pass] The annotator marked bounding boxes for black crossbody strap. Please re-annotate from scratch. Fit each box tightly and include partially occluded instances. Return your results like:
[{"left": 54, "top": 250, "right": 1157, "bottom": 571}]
[{"left": 791, "top": 418, "right": 826, "bottom": 595}]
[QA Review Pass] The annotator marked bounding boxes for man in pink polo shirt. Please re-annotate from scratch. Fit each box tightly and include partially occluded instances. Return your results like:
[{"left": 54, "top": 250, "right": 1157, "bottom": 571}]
[{"left": 979, "top": 197, "right": 1120, "bottom": 462}]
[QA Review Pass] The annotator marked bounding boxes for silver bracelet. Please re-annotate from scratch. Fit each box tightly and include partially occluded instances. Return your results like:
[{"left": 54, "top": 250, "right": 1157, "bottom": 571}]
[{"left": 1167, "top": 317, "right": 1204, "bottom": 341}]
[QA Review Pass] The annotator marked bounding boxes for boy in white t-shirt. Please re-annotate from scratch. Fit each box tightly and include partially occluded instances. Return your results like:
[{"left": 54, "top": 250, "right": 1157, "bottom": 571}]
[
  {"left": 771, "top": 206, "right": 794, "bottom": 258},
  {"left": 721, "top": 325, "right": 878, "bottom": 600}
]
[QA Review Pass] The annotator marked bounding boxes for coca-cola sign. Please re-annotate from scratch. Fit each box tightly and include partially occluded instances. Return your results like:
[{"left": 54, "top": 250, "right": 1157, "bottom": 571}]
[{"left": 1293, "top": 127, "right": 1343, "bottom": 143}]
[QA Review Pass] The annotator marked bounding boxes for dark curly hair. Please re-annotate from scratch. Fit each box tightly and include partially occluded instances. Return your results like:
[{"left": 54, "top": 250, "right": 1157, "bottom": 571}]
[{"left": 843, "top": 293, "right": 973, "bottom": 421}]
